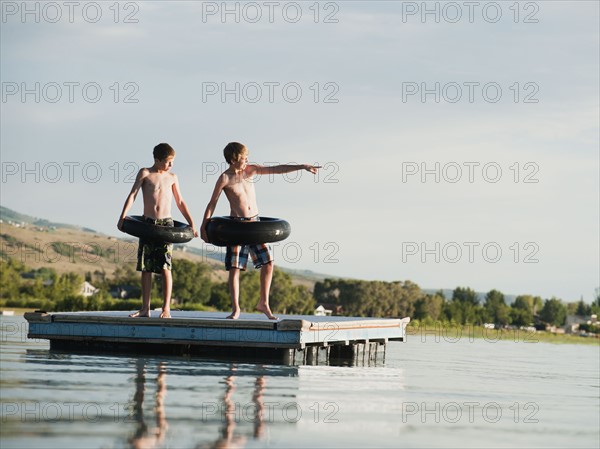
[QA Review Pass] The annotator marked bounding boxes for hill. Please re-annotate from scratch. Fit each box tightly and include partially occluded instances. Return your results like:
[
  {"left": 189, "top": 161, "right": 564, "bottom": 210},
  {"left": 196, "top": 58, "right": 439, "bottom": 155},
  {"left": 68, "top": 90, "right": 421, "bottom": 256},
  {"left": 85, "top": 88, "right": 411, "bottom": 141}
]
[
  {"left": 0, "top": 218, "right": 225, "bottom": 282},
  {"left": 0, "top": 206, "right": 330, "bottom": 289},
  {"left": 1, "top": 207, "right": 518, "bottom": 301},
  {"left": 0, "top": 206, "right": 84, "bottom": 231}
]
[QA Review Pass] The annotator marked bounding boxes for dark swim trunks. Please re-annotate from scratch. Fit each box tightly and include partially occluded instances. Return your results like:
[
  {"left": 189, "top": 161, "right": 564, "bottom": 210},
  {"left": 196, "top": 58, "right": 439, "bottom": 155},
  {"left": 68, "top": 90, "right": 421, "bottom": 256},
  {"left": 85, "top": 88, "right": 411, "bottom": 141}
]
[{"left": 136, "top": 217, "right": 174, "bottom": 274}]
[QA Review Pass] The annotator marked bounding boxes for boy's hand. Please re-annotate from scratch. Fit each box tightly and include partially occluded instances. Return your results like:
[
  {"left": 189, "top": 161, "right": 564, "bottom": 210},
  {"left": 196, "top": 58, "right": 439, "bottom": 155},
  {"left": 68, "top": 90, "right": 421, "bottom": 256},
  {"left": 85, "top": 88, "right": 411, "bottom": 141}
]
[{"left": 304, "top": 164, "right": 322, "bottom": 174}]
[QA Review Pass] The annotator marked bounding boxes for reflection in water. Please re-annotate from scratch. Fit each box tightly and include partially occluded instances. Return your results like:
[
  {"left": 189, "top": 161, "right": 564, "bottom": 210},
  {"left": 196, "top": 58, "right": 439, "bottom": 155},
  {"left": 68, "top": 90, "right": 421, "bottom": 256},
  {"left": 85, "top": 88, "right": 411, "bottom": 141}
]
[
  {"left": 127, "top": 361, "right": 270, "bottom": 449},
  {"left": 129, "top": 360, "right": 168, "bottom": 449},
  {"left": 204, "top": 365, "right": 266, "bottom": 449}
]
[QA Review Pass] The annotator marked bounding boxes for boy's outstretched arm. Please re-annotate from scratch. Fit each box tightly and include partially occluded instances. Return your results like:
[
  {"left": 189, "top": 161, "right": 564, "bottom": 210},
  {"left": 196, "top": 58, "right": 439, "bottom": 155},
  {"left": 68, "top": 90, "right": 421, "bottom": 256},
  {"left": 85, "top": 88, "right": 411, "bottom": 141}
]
[
  {"left": 252, "top": 164, "right": 321, "bottom": 175},
  {"left": 117, "top": 168, "right": 146, "bottom": 230},
  {"left": 200, "top": 174, "right": 228, "bottom": 242},
  {"left": 172, "top": 175, "right": 199, "bottom": 238}
]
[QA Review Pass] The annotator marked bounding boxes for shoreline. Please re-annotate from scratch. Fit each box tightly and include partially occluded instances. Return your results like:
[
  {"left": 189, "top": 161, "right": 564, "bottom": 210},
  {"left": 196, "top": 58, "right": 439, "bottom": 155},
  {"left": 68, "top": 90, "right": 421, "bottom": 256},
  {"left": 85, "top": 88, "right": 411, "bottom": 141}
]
[{"left": 406, "top": 322, "right": 600, "bottom": 346}]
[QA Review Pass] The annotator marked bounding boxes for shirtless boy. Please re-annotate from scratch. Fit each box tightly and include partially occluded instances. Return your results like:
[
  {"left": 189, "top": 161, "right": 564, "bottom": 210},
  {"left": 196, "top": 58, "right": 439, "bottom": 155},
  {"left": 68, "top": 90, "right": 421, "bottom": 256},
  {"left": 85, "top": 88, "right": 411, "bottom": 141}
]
[
  {"left": 118, "top": 143, "right": 198, "bottom": 318},
  {"left": 200, "top": 142, "right": 320, "bottom": 320}
]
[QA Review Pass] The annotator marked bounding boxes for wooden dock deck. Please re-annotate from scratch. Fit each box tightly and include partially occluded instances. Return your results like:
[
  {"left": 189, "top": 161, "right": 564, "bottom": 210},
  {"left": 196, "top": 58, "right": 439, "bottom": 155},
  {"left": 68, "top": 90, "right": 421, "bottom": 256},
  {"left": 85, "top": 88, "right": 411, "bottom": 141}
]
[{"left": 24, "top": 311, "right": 410, "bottom": 365}]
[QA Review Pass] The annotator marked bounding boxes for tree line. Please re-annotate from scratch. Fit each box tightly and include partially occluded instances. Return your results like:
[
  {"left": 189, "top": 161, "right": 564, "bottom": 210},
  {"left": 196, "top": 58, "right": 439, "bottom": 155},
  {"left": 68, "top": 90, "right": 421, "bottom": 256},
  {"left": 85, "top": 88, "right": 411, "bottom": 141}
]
[
  {"left": 0, "top": 258, "right": 315, "bottom": 315},
  {"left": 1, "top": 258, "right": 598, "bottom": 329}
]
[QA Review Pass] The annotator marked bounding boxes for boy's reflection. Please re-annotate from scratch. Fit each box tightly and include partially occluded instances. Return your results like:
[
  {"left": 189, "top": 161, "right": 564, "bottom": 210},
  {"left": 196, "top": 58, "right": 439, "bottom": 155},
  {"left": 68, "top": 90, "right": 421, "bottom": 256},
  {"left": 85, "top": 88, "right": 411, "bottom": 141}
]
[
  {"left": 128, "top": 360, "right": 268, "bottom": 449},
  {"left": 207, "top": 365, "right": 266, "bottom": 449},
  {"left": 129, "top": 360, "right": 168, "bottom": 449}
]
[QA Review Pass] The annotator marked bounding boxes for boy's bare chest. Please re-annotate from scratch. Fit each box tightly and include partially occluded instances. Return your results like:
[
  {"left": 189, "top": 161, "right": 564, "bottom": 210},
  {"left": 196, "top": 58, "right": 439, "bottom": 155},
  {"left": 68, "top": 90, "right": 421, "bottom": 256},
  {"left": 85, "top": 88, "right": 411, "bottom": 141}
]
[
  {"left": 226, "top": 177, "right": 254, "bottom": 196},
  {"left": 144, "top": 175, "right": 172, "bottom": 193}
]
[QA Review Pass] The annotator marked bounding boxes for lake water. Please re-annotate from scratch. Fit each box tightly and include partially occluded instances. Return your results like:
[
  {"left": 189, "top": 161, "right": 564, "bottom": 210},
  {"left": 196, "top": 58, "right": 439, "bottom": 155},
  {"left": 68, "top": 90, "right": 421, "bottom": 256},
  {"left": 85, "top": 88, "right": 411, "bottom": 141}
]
[{"left": 1, "top": 315, "right": 598, "bottom": 449}]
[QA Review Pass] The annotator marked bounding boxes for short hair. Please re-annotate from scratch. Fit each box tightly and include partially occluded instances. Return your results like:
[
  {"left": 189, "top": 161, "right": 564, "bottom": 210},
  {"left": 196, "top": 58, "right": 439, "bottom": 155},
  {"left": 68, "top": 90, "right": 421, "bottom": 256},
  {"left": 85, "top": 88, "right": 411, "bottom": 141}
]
[
  {"left": 153, "top": 143, "right": 175, "bottom": 161},
  {"left": 223, "top": 142, "right": 247, "bottom": 164}
]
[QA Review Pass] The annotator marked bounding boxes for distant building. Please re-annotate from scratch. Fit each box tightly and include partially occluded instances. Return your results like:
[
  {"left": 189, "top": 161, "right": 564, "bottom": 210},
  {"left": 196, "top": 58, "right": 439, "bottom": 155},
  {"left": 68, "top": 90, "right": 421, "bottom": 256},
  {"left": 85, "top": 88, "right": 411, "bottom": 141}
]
[
  {"left": 109, "top": 285, "right": 140, "bottom": 299},
  {"left": 314, "top": 305, "right": 332, "bottom": 316},
  {"left": 314, "top": 303, "right": 343, "bottom": 316},
  {"left": 80, "top": 281, "right": 99, "bottom": 297},
  {"left": 564, "top": 314, "right": 599, "bottom": 334}
]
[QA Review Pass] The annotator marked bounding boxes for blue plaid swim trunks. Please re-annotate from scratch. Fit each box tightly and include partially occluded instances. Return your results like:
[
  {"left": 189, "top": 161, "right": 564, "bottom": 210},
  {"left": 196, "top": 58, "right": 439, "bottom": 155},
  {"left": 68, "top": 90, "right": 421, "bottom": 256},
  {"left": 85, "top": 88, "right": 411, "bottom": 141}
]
[
  {"left": 225, "top": 216, "right": 273, "bottom": 271},
  {"left": 136, "top": 217, "right": 174, "bottom": 274}
]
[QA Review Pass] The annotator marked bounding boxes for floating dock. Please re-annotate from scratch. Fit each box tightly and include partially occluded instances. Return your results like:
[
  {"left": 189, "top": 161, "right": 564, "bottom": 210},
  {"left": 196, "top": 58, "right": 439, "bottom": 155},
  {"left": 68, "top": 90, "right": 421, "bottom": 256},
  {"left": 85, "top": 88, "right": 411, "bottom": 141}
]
[{"left": 25, "top": 311, "right": 410, "bottom": 365}]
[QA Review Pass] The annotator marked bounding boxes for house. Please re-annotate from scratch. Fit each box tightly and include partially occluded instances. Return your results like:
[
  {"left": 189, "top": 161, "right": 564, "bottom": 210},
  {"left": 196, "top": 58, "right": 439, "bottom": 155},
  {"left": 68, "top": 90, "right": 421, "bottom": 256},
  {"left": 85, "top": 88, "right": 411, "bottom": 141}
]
[
  {"left": 564, "top": 314, "right": 599, "bottom": 334},
  {"left": 109, "top": 285, "right": 140, "bottom": 299},
  {"left": 564, "top": 315, "right": 591, "bottom": 334},
  {"left": 314, "top": 303, "right": 343, "bottom": 316},
  {"left": 314, "top": 305, "right": 332, "bottom": 316},
  {"left": 80, "top": 281, "right": 99, "bottom": 297}
]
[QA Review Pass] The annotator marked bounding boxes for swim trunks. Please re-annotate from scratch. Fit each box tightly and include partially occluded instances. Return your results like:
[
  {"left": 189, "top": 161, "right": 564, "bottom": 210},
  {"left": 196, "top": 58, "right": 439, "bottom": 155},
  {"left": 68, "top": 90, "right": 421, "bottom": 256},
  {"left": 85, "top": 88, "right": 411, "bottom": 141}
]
[
  {"left": 225, "top": 216, "right": 273, "bottom": 271},
  {"left": 136, "top": 217, "right": 174, "bottom": 274}
]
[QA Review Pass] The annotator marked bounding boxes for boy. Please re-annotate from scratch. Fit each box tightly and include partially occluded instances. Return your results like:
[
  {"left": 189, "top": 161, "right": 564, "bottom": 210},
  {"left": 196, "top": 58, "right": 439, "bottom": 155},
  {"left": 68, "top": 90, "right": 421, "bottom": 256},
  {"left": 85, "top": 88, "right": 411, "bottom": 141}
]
[
  {"left": 200, "top": 142, "right": 320, "bottom": 320},
  {"left": 117, "top": 143, "right": 198, "bottom": 318}
]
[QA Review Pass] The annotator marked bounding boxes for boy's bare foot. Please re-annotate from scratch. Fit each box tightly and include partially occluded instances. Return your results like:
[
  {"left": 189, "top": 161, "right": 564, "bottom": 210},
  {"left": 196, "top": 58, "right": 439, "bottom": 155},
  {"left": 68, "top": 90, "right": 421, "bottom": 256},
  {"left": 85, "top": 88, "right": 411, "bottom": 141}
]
[
  {"left": 129, "top": 310, "right": 150, "bottom": 318},
  {"left": 160, "top": 309, "right": 171, "bottom": 319},
  {"left": 256, "top": 304, "right": 277, "bottom": 320},
  {"left": 226, "top": 310, "right": 241, "bottom": 319}
]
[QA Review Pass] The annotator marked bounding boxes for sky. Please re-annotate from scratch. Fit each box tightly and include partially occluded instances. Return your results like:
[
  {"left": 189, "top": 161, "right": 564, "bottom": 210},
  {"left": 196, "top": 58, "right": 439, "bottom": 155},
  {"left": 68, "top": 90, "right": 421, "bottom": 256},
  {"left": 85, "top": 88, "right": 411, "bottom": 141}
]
[{"left": 1, "top": 1, "right": 598, "bottom": 302}]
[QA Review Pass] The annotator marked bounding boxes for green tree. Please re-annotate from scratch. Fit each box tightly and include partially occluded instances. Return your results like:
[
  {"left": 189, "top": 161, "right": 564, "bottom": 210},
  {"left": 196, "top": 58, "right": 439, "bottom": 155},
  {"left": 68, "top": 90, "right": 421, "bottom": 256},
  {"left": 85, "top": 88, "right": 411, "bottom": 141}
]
[
  {"left": 540, "top": 297, "right": 567, "bottom": 326},
  {"left": 112, "top": 264, "right": 141, "bottom": 287},
  {"left": 444, "top": 286, "right": 482, "bottom": 324},
  {"left": 313, "top": 278, "right": 421, "bottom": 318},
  {"left": 510, "top": 295, "right": 534, "bottom": 326},
  {"left": 0, "top": 260, "right": 22, "bottom": 299},
  {"left": 50, "top": 272, "right": 83, "bottom": 301},
  {"left": 591, "top": 289, "right": 600, "bottom": 316},
  {"left": 413, "top": 293, "right": 444, "bottom": 321},
  {"left": 171, "top": 260, "right": 212, "bottom": 305},
  {"left": 238, "top": 270, "right": 261, "bottom": 311},
  {"left": 575, "top": 298, "right": 591, "bottom": 316},
  {"left": 268, "top": 269, "right": 315, "bottom": 315},
  {"left": 209, "top": 282, "right": 230, "bottom": 311},
  {"left": 484, "top": 289, "right": 510, "bottom": 325},
  {"left": 452, "top": 286, "right": 479, "bottom": 306},
  {"left": 513, "top": 294, "right": 543, "bottom": 316}
]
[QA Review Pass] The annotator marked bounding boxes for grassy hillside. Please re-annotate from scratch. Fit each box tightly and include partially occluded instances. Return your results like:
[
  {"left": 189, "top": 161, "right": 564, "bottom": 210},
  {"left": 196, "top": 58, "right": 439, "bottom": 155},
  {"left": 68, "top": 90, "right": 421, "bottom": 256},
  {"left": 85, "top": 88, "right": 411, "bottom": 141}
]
[
  {"left": 0, "top": 207, "right": 327, "bottom": 289},
  {"left": 0, "top": 219, "right": 228, "bottom": 283},
  {"left": 0, "top": 206, "right": 82, "bottom": 231}
]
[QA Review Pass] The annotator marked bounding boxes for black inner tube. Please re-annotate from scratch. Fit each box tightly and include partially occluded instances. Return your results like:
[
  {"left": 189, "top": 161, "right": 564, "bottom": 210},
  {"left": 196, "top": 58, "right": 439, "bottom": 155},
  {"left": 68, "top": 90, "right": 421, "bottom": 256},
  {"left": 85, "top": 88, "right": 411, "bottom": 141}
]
[
  {"left": 205, "top": 216, "right": 291, "bottom": 247},
  {"left": 121, "top": 215, "right": 195, "bottom": 244}
]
